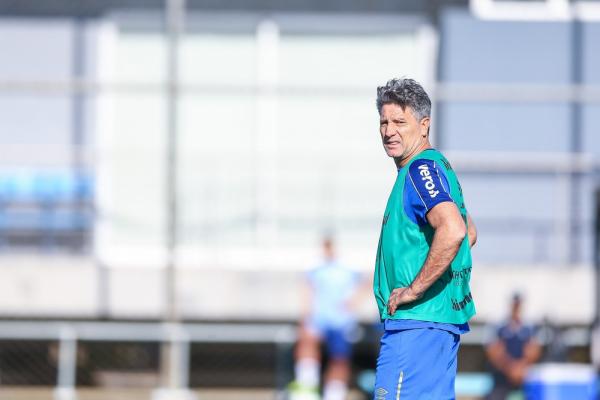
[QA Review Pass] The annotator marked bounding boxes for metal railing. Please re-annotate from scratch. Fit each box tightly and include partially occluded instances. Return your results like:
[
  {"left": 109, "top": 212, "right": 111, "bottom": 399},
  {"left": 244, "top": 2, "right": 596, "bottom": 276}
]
[
  {"left": 0, "top": 320, "right": 592, "bottom": 399},
  {"left": 0, "top": 321, "right": 297, "bottom": 400}
]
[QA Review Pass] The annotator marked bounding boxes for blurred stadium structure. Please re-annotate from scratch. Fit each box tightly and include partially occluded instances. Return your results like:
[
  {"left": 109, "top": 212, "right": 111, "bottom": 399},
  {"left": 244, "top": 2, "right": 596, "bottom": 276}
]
[{"left": 0, "top": 0, "right": 599, "bottom": 399}]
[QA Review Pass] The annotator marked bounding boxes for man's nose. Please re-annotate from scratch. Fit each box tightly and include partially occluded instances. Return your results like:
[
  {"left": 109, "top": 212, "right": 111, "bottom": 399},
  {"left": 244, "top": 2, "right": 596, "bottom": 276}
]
[{"left": 383, "top": 125, "right": 395, "bottom": 137}]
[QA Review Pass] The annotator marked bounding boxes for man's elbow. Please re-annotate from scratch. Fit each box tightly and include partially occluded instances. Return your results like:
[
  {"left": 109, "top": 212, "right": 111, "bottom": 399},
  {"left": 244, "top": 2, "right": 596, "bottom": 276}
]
[
  {"left": 449, "top": 219, "right": 467, "bottom": 244},
  {"left": 468, "top": 225, "right": 477, "bottom": 246},
  {"left": 428, "top": 203, "right": 468, "bottom": 243},
  {"left": 467, "top": 215, "right": 477, "bottom": 247}
]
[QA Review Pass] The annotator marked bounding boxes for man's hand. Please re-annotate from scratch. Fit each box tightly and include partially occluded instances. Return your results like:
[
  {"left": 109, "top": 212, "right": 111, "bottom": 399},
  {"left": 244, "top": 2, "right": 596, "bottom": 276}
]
[
  {"left": 506, "top": 360, "right": 528, "bottom": 386},
  {"left": 387, "top": 286, "right": 420, "bottom": 315}
]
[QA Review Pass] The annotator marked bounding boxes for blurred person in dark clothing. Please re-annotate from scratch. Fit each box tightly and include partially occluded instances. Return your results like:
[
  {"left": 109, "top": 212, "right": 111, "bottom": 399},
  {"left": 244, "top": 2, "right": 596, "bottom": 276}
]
[{"left": 485, "top": 293, "right": 541, "bottom": 400}]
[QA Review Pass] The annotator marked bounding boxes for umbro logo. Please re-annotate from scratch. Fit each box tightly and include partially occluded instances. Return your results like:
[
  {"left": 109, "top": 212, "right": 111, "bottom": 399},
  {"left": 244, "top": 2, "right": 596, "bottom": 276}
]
[{"left": 375, "top": 387, "right": 388, "bottom": 399}]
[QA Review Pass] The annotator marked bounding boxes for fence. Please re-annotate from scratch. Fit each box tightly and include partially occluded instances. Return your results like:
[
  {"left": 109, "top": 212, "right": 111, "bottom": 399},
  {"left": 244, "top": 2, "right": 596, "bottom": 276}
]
[
  {"left": 0, "top": 321, "right": 298, "bottom": 400},
  {"left": 0, "top": 320, "right": 592, "bottom": 400}
]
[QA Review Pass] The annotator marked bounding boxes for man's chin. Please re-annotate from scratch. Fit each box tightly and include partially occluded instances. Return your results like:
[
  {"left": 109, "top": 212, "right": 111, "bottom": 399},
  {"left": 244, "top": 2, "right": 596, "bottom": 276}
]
[{"left": 385, "top": 150, "right": 403, "bottom": 158}]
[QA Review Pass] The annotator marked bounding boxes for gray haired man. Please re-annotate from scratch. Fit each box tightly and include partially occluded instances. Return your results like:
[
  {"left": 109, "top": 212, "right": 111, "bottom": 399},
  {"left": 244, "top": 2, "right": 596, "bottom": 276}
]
[{"left": 372, "top": 78, "right": 477, "bottom": 399}]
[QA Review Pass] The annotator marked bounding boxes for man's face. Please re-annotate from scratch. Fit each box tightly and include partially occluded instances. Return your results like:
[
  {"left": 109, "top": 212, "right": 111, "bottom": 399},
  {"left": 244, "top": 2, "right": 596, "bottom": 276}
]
[
  {"left": 379, "top": 103, "right": 429, "bottom": 159},
  {"left": 511, "top": 300, "right": 522, "bottom": 321}
]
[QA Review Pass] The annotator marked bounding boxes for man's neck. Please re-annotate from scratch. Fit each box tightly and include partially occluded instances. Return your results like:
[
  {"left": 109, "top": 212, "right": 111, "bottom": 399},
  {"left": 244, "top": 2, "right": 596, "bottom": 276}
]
[{"left": 394, "top": 141, "right": 432, "bottom": 169}]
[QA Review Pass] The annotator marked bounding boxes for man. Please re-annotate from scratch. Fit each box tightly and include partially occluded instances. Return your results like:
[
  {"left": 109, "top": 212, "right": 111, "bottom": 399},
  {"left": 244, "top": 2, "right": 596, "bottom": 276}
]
[
  {"left": 290, "top": 236, "right": 364, "bottom": 400},
  {"left": 372, "top": 78, "right": 477, "bottom": 399},
  {"left": 485, "top": 293, "right": 541, "bottom": 400}
]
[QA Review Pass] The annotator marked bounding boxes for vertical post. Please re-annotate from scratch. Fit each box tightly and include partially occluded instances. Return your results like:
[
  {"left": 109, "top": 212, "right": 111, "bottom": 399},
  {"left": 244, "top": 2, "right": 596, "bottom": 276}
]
[
  {"left": 556, "top": 172, "right": 571, "bottom": 263},
  {"left": 165, "top": 0, "right": 183, "bottom": 331},
  {"left": 169, "top": 324, "right": 191, "bottom": 388},
  {"left": 255, "top": 20, "right": 280, "bottom": 248},
  {"left": 568, "top": 17, "right": 583, "bottom": 265},
  {"left": 594, "top": 189, "right": 600, "bottom": 323},
  {"left": 164, "top": 0, "right": 183, "bottom": 380},
  {"left": 591, "top": 189, "right": 600, "bottom": 369},
  {"left": 417, "top": 24, "right": 439, "bottom": 147},
  {"left": 71, "top": 17, "right": 86, "bottom": 251},
  {"left": 154, "top": 1, "right": 197, "bottom": 400},
  {"left": 154, "top": 324, "right": 195, "bottom": 400},
  {"left": 433, "top": 11, "right": 445, "bottom": 151},
  {"left": 54, "top": 326, "right": 77, "bottom": 400},
  {"left": 177, "top": 338, "right": 191, "bottom": 388},
  {"left": 94, "top": 20, "right": 118, "bottom": 319}
]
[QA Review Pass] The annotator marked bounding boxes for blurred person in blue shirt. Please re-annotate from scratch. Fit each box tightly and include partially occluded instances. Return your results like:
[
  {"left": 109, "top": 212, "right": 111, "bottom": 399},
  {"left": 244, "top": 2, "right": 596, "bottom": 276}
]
[
  {"left": 289, "top": 235, "right": 366, "bottom": 400},
  {"left": 485, "top": 293, "right": 541, "bottom": 400}
]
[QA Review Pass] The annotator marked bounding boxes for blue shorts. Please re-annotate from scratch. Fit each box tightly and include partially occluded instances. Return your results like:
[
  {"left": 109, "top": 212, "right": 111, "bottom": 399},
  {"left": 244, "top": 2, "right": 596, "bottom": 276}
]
[
  {"left": 373, "top": 327, "right": 460, "bottom": 400},
  {"left": 306, "top": 317, "right": 355, "bottom": 359},
  {"left": 322, "top": 327, "right": 352, "bottom": 359}
]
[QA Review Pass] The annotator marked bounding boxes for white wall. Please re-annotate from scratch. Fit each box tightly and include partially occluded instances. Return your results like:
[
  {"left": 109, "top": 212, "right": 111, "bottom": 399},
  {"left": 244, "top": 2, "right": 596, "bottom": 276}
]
[
  {"left": 94, "top": 14, "right": 432, "bottom": 272},
  {"left": 0, "top": 256, "right": 593, "bottom": 325}
]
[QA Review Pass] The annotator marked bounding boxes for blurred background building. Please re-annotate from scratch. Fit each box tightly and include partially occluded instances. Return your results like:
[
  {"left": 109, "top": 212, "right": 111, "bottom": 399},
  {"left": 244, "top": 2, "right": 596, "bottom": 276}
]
[{"left": 0, "top": 0, "right": 599, "bottom": 399}]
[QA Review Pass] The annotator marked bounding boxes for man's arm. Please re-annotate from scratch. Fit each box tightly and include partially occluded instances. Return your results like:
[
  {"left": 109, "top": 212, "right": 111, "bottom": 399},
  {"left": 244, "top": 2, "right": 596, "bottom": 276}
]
[
  {"left": 299, "top": 278, "right": 314, "bottom": 320},
  {"left": 486, "top": 337, "right": 542, "bottom": 386},
  {"left": 486, "top": 339, "right": 512, "bottom": 373},
  {"left": 523, "top": 338, "right": 542, "bottom": 364},
  {"left": 346, "top": 272, "right": 373, "bottom": 313},
  {"left": 509, "top": 338, "right": 542, "bottom": 384},
  {"left": 485, "top": 339, "right": 526, "bottom": 385},
  {"left": 467, "top": 213, "right": 477, "bottom": 248},
  {"left": 387, "top": 201, "right": 466, "bottom": 314}
]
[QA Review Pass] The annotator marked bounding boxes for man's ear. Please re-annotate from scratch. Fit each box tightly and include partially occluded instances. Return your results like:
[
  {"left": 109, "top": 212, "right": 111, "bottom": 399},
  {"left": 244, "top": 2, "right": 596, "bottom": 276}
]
[{"left": 421, "top": 117, "right": 431, "bottom": 137}]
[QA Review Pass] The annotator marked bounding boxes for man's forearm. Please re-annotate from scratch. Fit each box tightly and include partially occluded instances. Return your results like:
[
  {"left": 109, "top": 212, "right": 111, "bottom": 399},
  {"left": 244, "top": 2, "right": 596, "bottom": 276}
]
[
  {"left": 523, "top": 340, "right": 542, "bottom": 365},
  {"left": 409, "top": 224, "right": 465, "bottom": 298},
  {"left": 386, "top": 203, "right": 467, "bottom": 312},
  {"left": 486, "top": 342, "right": 513, "bottom": 373}
]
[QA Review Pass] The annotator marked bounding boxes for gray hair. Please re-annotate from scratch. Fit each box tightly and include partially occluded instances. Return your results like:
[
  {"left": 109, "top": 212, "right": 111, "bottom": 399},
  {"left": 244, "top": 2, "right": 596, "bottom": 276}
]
[{"left": 376, "top": 78, "right": 431, "bottom": 121}]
